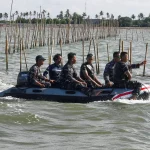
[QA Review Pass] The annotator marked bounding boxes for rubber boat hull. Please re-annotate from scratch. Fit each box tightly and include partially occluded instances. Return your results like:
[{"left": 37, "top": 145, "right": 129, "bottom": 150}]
[{"left": 0, "top": 84, "right": 150, "bottom": 103}]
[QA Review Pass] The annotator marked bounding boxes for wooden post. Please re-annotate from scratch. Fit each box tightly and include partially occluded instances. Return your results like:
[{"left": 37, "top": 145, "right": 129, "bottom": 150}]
[
  {"left": 96, "top": 41, "right": 100, "bottom": 74},
  {"left": 20, "top": 39, "right": 22, "bottom": 72},
  {"left": 107, "top": 43, "right": 110, "bottom": 62},
  {"left": 119, "top": 39, "right": 121, "bottom": 52},
  {"left": 48, "top": 37, "right": 51, "bottom": 65},
  {"left": 130, "top": 41, "right": 132, "bottom": 66},
  {"left": 82, "top": 38, "right": 85, "bottom": 63},
  {"left": 5, "top": 35, "right": 8, "bottom": 71},
  {"left": 88, "top": 39, "right": 92, "bottom": 53},
  {"left": 92, "top": 38, "right": 98, "bottom": 74},
  {"left": 22, "top": 39, "right": 28, "bottom": 71},
  {"left": 122, "top": 41, "right": 124, "bottom": 52},
  {"left": 143, "top": 43, "right": 148, "bottom": 76},
  {"left": 50, "top": 38, "right": 54, "bottom": 65},
  {"left": 59, "top": 38, "right": 63, "bottom": 66}
]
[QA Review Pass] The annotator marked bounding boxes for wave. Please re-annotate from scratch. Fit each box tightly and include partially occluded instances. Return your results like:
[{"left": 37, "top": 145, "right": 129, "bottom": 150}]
[
  {"left": 0, "top": 79, "right": 13, "bottom": 92},
  {"left": 114, "top": 99, "right": 150, "bottom": 104}
]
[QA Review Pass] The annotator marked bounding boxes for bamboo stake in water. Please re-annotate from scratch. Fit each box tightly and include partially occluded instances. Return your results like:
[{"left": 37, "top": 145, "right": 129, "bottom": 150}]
[
  {"left": 96, "top": 41, "right": 100, "bottom": 74},
  {"left": 143, "top": 43, "right": 148, "bottom": 76},
  {"left": 82, "top": 38, "right": 85, "bottom": 63},
  {"left": 88, "top": 39, "right": 92, "bottom": 53},
  {"left": 130, "top": 41, "right": 132, "bottom": 66},
  {"left": 92, "top": 38, "right": 98, "bottom": 74},
  {"left": 107, "top": 43, "right": 110, "bottom": 62},
  {"left": 119, "top": 39, "right": 121, "bottom": 52},
  {"left": 49, "top": 38, "right": 54, "bottom": 65},
  {"left": 22, "top": 39, "right": 28, "bottom": 71},
  {"left": 122, "top": 41, "right": 124, "bottom": 52},
  {"left": 59, "top": 38, "right": 63, "bottom": 66},
  {"left": 48, "top": 37, "right": 51, "bottom": 65},
  {"left": 5, "top": 35, "right": 8, "bottom": 71},
  {"left": 20, "top": 39, "right": 22, "bottom": 72}
]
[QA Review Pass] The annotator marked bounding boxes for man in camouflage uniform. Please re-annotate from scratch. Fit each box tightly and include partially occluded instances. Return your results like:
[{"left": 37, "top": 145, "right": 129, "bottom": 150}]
[
  {"left": 103, "top": 51, "right": 146, "bottom": 87},
  {"left": 80, "top": 53, "right": 102, "bottom": 88},
  {"left": 113, "top": 52, "right": 146, "bottom": 99},
  {"left": 60, "top": 53, "right": 87, "bottom": 89},
  {"left": 28, "top": 55, "right": 54, "bottom": 88},
  {"left": 59, "top": 53, "right": 92, "bottom": 96}
]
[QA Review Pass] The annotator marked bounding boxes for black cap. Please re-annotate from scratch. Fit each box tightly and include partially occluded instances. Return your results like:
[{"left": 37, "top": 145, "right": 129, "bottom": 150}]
[
  {"left": 87, "top": 53, "right": 93, "bottom": 58},
  {"left": 36, "top": 55, "right": 46, "bottom": 62}
]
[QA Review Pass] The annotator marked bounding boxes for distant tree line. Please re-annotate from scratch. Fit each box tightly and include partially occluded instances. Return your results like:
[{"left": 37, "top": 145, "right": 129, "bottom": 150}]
[
  {"left": 118, "top": 13, "right": 150, "bottom": 27},
  {"left": 0, "top": 10, "right": 150, "bottom": 27}
]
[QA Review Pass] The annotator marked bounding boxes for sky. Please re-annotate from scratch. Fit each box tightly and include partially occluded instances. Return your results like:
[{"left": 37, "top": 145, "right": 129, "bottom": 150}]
[{"left": 0, "top": 0, "right": 150, "bottom": 19}]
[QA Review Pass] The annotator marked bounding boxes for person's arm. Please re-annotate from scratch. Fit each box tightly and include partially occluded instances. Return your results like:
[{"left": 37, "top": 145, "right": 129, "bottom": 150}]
[
  {"left": 34, "top": 80, "right": 45, "bottom": 88},
  {"left": 76, "top": 76, "right": 87, "bottom": 86},
  {"left": 63, "top": 67, "right": 80, "bottom": 84},
  {"left": 125, "top": 70, "right": 132, "bottom": 80},
  {"left": 94, "top": 75, "right": 102, "bottom": 86},
  {"left": 29, "top": 67, "right": 46, "bottom": 88},
  {"left": 82, "top": 70, "right": 102, "bottom": 87},
  {"left": 43, "top": 66, "right": 49, "bottom": 78},
  {"left": 129, "top": 60, "right": 147, "bottom": 69},
  {"left": 103, "top": 63, "right": 111, "bottom": 83}
]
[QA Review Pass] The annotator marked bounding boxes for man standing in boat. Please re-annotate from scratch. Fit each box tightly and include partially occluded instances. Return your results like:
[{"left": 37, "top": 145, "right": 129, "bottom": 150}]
[
  {"left": 28, "top": 55, "right": 54, "bottom": 88},
  {"left": 59, "top": 53, "right": 91, "bottom": 95},
  {"left": 113, "top": 52, "right": 146, "bottom": 99},
  {"left": 104, "top": 51, "right": 146, "bottom": 87},
  {"left": 80, "top": 53, "right": 103, "bottom": 88},
  {"left": 43, "top": 54, "right": 62, "bottom": 87}
]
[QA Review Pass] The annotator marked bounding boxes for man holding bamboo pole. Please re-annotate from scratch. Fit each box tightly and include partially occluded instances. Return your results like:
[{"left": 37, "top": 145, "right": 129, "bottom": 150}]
[
  {"left": 104, "top": 51, "right": 146, "bottom": 87},
  {"left": 113, "top": 52, "right": 146, "bottom": 100}
]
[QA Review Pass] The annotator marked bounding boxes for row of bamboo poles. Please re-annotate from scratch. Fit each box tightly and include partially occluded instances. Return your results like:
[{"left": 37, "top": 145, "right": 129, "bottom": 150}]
[
  {"left": 1, "top": 19, "right": 149, "bottom": 77},
  {"left": 118, "top": 28, "right": 150, "bottom": 41},
  {"left": 2, "top": 18, "right": 119, "bottom": 71},
  {"left": 2, "top": 20, "right": 119, "bottom": 53}
]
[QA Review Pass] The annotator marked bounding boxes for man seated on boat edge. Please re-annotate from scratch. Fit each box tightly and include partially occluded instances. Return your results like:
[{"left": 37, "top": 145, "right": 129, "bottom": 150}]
[
  {"left": 28, "top": 55, "right": 54, "bottom": 88},
  {"left": 43, "top": 54, "right": 63, "bottom": 87},
  {"left": 103, "top": 51, "right": 146, "bottom": 87},
  {"left": 80, "top": 53, "right": 103, "bottom": 88},
  {"left": 59, "top": 52, "right": 92, "bottom": 96},
  {"left": 113, "top": 52, "right": 146, "bottom": 100}
]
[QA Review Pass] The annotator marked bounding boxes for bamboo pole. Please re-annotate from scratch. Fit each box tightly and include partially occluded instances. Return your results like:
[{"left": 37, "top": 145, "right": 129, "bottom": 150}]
[
  {"left": 48, "top": 37, "right": 51, "bottom": 65},
  {"left": 59, "top": 38, "right": 63, "bottom": 66},
  {"left": 92, "top": 38, "right": 98, "bottom": 74},
  {"left": 22, "top": 39, "right": 28, "bottom": 71},
  {"left": 49, "top": 38, "right": 54, "bottom": 65},
  {"left": 143, "top": 43, "right": 148, "bottom": 76},
  {"left": 119, "top": 39, "right": 121, "bottom": 52},
  {"left": 122, "top": 41, "right": 124, "bottom": 52},
  {"left": 96, "top": 41, "right": 100, "bottom": 74},
  {"left": 129, "top": 41, "right": 132, "bottom": 66},
  {"left": 107, "top": 43, "right": 110, "bottom": 62},
  {"left": 82, "top": 38, "right": 85, "bottom": 63},
  {"left": 5, "top": 35, "right": 9, "bottom": 71},
  {"left": 20, "top": 39, "right": 22, "bottom": 72},
  {"left": 88, "top": 39, "right": 92, "bottom": 53}
]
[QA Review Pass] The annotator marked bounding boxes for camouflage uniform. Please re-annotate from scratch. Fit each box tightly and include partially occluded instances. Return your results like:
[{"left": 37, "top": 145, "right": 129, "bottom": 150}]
[
  {"left": 80, "top": 62, "right": 96, "bottom": 88},
  {"left": 113, "top": 61, "right": 141, "bottom": 96},
  {"left": 103, "top": 59, "right": 141, "bottom": 84},
  {"left": 28, "top": 64, "right": 51, "bottom": 88}
]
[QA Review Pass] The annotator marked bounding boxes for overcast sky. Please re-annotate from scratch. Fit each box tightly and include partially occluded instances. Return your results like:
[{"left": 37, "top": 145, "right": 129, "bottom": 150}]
[{"left": 0, "top": 0, "right": 150, "bottom": 19}]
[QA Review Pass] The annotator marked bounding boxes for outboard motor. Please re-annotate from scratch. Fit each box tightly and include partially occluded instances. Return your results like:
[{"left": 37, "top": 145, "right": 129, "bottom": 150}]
[{"left": 17, "top": 71, "right": 29, "bottom": 87}]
